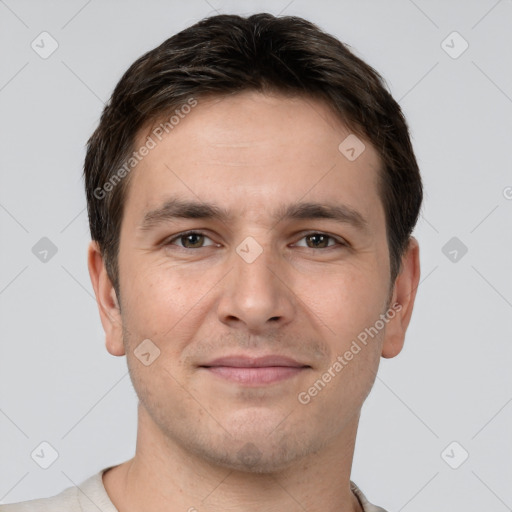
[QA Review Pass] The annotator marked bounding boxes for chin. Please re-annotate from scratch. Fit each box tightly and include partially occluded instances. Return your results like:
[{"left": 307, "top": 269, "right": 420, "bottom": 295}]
[
  {"left": 188, "top": 416, "right": 322, "bottom": 474},
  {"left": 198, "top": 438, "right": 310, "bottom": 474}
]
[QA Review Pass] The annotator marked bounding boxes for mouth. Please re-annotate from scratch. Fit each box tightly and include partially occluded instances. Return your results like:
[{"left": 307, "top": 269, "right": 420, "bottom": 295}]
[{"left": 199, "top": 355, "right": 311, "bottom": 385}]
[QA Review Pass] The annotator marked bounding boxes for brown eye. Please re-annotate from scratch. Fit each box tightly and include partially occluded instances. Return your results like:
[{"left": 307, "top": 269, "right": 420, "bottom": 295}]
[
  {"left": 167, "top": 232, "right": 215, "bottom": 249},
  {"left": 305, "top": 234, "right": 332, "bottom": 248},
  {"left": 180, "top": 233, "right": 205, "bottom": 248},
  {"left": 295, "top": 233, "right": 343, "bottom": 249}
]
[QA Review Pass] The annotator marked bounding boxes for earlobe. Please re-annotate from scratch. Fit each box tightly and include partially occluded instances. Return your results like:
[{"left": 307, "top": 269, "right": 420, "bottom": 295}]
[
  {"left": 87, "top": 240, "right": 126, "bottom": 357},
  {"left": 381, "top": 237, "right": 421, "bottom": 359}
]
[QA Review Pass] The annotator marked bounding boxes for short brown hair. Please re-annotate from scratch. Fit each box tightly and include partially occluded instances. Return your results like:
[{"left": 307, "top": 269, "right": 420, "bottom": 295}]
[{"left": 84, "top": 13, "right": 423, "bottom": 298}]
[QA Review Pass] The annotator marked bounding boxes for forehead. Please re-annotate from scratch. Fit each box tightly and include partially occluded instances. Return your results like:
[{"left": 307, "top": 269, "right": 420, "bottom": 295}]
[{"left": 123, "top": 91, "right": 384, "bottom": 229}]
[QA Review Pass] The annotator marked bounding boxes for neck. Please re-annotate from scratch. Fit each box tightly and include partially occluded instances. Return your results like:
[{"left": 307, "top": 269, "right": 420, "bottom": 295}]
[{"left": 103, "top": 405, "right": 363, "bottom": 512}]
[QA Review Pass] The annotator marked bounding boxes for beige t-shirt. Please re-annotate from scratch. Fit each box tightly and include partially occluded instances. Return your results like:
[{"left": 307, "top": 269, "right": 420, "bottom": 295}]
[{"left": 1, "top": 466, "right": 388, "bottom": 512}]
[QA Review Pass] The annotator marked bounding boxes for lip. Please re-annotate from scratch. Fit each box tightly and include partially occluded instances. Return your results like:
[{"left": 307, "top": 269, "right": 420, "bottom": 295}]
[
  {"left": 199, "top": 355, "right": 311, "bottom": 386},
  {"left": 201, "top": 355, "right": 308, "bottom": 368}
]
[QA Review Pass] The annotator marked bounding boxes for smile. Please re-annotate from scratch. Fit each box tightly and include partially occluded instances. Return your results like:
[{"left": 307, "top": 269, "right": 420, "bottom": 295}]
[{"left": 199, "top": 355, "right": 311, "bottom": 385}]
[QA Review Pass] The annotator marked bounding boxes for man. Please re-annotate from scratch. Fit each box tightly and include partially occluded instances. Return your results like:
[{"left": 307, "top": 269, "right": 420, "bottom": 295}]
[{"left": 3, "top": 12, "right": 421, "bottom": 512}]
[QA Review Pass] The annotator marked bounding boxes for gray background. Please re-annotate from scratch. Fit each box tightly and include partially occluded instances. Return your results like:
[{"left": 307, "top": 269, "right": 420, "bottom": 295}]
[{"left": 1, "top": 0, "right": 511, "bottom": 510}]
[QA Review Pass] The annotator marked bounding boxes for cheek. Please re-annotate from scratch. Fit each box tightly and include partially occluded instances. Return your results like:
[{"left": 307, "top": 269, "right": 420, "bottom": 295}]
[
  {"left": 124, "top": 255, "right": 193, "bottom": 310},
  {"left": 295, "top": 263, "right": 387, "bottom": 346},
  {"left": 118, "top": 263, "right": 177, "bottom": 342},
  {"left": 119, "top": 258, "right": 223, "bottom": 353}
]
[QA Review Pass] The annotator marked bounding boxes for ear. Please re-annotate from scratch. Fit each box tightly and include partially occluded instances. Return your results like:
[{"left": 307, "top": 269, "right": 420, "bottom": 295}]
[
  {"left": 87, "top": 240, "right": 125, "bottom": 356},
  {"left": 381, "top": 236, "right": 420, "bottom": 359}
]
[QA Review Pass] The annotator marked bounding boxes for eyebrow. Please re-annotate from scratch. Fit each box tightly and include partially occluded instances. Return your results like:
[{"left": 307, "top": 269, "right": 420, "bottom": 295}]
[{"left": 138, "top": 197, "right": 369, "bottom": 233}]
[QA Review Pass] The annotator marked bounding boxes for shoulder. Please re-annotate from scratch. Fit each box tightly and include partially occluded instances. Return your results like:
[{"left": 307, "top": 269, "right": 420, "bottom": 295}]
[
  {"left": 1, "top": 468, "right": 118, "bottom": 512},
  {"left": 0, "top": 485, "right": 79, "bottom": 512},
  {"left": 350, "top": 480, "right": 389, "bottom": 512}
]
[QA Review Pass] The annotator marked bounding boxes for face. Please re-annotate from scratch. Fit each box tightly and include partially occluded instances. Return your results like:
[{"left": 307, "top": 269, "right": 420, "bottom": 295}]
[{"left": 91, "top": 90, "right": 415, "bottom": 473}]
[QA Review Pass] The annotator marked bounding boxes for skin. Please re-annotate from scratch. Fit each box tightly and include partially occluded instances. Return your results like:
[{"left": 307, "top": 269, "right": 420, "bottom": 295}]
[{"left": 88, "top": 90, "right": 420, "bottom": 512}]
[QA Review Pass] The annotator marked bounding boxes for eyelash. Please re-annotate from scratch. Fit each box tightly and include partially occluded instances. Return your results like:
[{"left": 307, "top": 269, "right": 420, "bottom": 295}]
[{"left": 164, "top": 230, "right": 348, "bottom": 250}]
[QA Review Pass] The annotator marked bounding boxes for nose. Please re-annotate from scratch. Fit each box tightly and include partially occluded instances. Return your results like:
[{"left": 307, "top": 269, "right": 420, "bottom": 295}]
[{"left": 216, "top": 241, "right": 295, "bottom": 333}]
